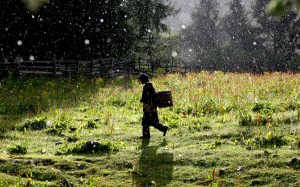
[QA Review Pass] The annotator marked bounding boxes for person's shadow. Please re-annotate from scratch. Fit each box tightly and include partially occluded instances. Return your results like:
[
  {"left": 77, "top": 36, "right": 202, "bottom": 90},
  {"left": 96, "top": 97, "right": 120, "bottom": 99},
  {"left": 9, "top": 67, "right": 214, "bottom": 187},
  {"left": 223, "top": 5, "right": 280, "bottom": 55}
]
[{"left": 133, "top": 139, "right": 174, "bottom": 186}]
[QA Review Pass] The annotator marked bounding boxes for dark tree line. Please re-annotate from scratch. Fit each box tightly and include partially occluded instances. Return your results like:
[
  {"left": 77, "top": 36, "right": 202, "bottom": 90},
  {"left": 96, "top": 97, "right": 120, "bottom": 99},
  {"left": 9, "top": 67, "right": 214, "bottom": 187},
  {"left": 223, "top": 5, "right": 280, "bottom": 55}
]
[
  {"left": 0, "top": 0, "right": 173, "bottom": 61},
  {"left": 180, "top": 0, "right": 300, "bottom": 72}
]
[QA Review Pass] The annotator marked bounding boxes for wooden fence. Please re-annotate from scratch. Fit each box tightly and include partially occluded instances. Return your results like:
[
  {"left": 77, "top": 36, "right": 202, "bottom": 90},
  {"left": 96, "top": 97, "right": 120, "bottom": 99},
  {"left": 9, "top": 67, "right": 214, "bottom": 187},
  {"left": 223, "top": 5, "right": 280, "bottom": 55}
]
[
  {"left": 0, "top": 58, "right": 136, "bottom": 78},
  {"left": 0, "top": 57, "right": 193, "bottom": 79},
  {"left": 90, "top": 58, "right": 135, "bottom": 77}
]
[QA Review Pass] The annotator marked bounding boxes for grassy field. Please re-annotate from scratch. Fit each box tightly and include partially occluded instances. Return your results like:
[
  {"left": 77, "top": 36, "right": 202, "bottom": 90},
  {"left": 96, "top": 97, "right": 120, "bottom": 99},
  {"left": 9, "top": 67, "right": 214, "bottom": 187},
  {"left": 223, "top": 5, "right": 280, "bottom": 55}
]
[{"left": 0, "top": 72, "right": 299, "bottom": 187}]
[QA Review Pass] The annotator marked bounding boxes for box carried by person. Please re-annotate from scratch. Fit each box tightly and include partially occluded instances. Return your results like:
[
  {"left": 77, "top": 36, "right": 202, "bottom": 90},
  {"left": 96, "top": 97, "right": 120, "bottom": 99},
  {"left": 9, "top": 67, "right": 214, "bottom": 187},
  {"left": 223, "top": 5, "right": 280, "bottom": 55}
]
[{"left": 156, "top": 91, "right": 173, "bottom": 108}]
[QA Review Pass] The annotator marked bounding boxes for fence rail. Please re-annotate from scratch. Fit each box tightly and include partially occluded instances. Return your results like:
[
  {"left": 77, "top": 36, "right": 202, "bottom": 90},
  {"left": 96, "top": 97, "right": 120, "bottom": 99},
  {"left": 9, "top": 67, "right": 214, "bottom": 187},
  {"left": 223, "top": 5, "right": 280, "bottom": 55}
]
[
  {"left": 0, "top": 58, "right": 138, "bottom": 78},
  {"left": 0, "top": 58, "right": 192, "bottom": 79}
]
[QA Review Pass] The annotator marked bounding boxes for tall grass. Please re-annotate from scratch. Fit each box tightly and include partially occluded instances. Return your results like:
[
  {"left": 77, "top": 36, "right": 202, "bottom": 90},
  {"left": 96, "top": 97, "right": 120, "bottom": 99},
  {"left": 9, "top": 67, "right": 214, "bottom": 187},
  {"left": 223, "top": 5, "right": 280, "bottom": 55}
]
[{"left": 0, "top": 72, "right": 300, "bottom": 186}]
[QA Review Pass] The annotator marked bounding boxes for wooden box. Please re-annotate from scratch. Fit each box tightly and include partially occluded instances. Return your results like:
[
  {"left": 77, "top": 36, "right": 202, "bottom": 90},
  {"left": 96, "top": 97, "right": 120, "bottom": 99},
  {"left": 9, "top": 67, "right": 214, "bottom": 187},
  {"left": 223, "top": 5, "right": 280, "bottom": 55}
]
[{"left": 157, "top": 91, "right": 173, "bottom": 108}]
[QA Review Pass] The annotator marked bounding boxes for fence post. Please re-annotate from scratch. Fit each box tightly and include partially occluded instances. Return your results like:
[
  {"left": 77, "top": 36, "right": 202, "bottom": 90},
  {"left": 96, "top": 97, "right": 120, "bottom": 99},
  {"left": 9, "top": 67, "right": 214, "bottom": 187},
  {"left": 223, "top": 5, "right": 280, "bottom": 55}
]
[
  {"left": 76, "top": 59, "right": 80, "bottom": 74},
  {"left": 0, "top": 48, "right": 8, "bottom": 78},
  {"left": 90, "top": 59, "right": 94, "bottom": 76},
  {"left": 66, "top": 61, "right": 70, "bottom": 77},
  {"left": 0, "top": 50, "right": 3, "bottom": 78},
  {"left": 15, "top": 58, "right": 21, "bottom": 77},
  {"left": 0, "top": 58, "right": 4, "bottom": 79},
  {"left": 138, "top": 59, "right": 141, "bottom": 72},
  {"left": 171, "top": 57, "right": 173, "bottom": 73},
  {"left": 52, "top": 59, "right": 56, "bottom": 77}
]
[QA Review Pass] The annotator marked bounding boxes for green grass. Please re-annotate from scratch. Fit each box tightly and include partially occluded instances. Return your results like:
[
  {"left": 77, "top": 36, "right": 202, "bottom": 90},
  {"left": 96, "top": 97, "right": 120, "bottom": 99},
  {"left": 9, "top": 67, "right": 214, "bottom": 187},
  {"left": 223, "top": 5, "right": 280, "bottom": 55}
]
[{"left": 0, "top": 72, "right": 300, "bottom": 186}]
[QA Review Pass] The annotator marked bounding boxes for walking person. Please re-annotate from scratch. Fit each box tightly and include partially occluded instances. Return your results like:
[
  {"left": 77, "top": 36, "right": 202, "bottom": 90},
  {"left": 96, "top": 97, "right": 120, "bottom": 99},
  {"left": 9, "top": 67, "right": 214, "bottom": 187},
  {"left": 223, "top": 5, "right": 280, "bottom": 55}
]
[{"left": 139, "top": 73, "right": 168, "bottom": 139}]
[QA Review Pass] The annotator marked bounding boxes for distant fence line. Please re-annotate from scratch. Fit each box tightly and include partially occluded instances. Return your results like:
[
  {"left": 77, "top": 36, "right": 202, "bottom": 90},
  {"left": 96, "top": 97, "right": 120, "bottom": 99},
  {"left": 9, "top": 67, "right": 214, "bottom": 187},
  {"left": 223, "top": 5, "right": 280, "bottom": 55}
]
[
  {"left": 0, "top": 58, "right": 135, "bottom": 78},
  {"left": 0, "top": 58, "right": 191, "bottom": 78}
]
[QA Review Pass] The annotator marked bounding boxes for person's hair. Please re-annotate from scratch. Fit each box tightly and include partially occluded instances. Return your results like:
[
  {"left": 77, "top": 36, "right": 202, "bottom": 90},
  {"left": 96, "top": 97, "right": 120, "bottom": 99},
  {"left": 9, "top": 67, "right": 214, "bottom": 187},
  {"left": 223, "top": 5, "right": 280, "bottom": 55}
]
[{"left": 139, "top": 73, "right": 149, "bottom": 84}]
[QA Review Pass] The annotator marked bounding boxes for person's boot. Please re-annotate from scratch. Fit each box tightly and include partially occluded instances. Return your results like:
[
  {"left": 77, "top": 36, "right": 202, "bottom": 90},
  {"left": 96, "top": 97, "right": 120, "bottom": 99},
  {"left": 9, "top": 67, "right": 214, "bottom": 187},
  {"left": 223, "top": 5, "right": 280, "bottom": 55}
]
[{"left": 140, "top": 135, "right": 150, "bottom": 139}]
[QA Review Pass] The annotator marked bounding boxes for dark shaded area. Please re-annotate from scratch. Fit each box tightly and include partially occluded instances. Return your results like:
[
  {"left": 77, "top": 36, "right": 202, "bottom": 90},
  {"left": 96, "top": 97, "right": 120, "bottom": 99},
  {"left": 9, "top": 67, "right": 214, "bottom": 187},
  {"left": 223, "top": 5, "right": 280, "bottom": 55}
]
[
  {"left": 0, "top": 0, "right": 173, "bottom": 61},
  {"left": 133, "top": 139, "right": 173, "bottom": 186}
]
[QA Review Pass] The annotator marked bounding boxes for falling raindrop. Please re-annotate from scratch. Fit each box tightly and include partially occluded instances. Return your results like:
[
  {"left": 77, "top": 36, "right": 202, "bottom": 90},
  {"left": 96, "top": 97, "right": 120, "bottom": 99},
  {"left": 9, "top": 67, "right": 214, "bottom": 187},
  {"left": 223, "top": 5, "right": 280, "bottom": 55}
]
[
  {"left": 100, "top": 19, "right": 104, "bottom": 23},
  {"left": 253, "top": 42, "right": 257, "bottom": 46},
  {"left": 29, "top": 55, "right": 35, "bottom": 61},
  {"left": 172, "top": 51, "right": 178, "bottom": 58},
  {"left": 85, "top": 39, "right": 90, "bottom": 45},
  {"left": 17, "top": 40, "right": 23, "bottom": 46},
  {"left": 181, "top": 25, "right": 186, "bottom": 29},
  {"left": 107, "top": 38, "right": 112, "bottom": 43}
]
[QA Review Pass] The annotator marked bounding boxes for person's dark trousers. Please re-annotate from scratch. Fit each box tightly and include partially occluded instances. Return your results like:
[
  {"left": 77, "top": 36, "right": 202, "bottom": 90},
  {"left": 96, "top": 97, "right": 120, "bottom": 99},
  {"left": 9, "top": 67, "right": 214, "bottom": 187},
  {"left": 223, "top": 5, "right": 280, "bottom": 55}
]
[{"left": 142, "top": 112, "right": 167, "bottom": 138}]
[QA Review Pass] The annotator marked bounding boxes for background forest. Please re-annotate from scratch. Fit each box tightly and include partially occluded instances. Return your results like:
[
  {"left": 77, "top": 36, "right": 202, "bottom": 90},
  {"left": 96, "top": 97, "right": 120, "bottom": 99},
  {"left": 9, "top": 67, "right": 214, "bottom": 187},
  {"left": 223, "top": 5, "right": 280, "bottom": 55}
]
[
  {"left": 176, "top": 0, "right": 300, "bottom": 72},
  {"left": 1, "top": 0, "right": 300, "bottom": 73}
]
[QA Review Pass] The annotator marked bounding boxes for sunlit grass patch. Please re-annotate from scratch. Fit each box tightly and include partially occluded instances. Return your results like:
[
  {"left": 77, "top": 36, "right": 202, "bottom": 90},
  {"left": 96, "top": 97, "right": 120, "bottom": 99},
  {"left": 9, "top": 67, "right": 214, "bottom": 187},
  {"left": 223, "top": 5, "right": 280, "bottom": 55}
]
[{"left": 0, "top": 72, "right": 300, "bottom": 186}]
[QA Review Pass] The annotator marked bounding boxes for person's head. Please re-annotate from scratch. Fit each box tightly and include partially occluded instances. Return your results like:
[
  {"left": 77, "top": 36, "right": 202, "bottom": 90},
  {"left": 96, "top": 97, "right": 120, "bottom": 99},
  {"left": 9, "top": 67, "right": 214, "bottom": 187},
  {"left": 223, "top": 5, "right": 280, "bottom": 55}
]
[{"left": 139, "top": 73, "right": 149, "bottom": 84}]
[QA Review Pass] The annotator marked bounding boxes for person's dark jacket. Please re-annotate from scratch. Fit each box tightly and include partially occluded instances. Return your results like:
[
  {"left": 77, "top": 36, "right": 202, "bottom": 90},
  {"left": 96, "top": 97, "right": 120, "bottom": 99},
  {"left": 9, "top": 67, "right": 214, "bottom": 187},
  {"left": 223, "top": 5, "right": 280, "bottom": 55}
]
[
  {"left": 140, "top": 82, "right": 158, "bottom": 113},
  {"left": 140, "top": 82, "right": 156, "bottom": 104}
]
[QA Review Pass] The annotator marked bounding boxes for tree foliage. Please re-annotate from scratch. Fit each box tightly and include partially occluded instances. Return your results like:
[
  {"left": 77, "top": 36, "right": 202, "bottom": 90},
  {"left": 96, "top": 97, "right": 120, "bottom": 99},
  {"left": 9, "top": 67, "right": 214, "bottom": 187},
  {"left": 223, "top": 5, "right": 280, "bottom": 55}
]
[
  {"left": 223, "top": 0, "right": 257, "bottom": 51},
  {"left": 180, "top": 0, "right": 220, "bottom": 69},
  {"left": 267, "top": 0, "right": 300, "bottom": 15},
  {"left": 181, "top": 0, "right": 300, "bottom": 72},
  {"left": 0, "top": 0, "right": 174, "bottom": 61},
  {"left": 253, "top": 0, "right": 300, "bottom": 71}
]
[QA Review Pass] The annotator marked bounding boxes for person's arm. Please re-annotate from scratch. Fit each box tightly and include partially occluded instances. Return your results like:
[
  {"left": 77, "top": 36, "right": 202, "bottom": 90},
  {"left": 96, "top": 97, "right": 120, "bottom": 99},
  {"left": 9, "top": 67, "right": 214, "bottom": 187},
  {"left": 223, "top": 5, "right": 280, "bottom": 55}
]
[{"left": 140, "top": 83, "right": 155, "bottom": 104}]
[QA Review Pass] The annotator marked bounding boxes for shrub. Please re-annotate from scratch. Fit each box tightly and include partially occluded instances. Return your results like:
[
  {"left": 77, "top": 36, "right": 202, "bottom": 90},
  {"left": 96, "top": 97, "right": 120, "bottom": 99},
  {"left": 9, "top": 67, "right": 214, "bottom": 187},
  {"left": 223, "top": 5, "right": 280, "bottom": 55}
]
[
  {"left": 254, "top": 114, "right": 272, "bottom": 126},
  {"left": 249, "top": 133, "right": 287, "bottom": 148},
  {"left": 282, "top": 100, "right": 300, "bottom": 111},
  {"left": 57, "top": 140, "right": 123, "bottom": 155},
  {"left": 238, "top": 111, "right": 253, "bottom": 126},
  {"left": 46, "top": 128, "right": 58, "bottom": 135},
  {"left": 201, "top": 98, "right": 218, "bottom": 115},
  {"left": 67, "top": 136, "right": 79, "bottom": 142},
  {"left": 252, "top": 101, "right": 274, "bottom": 115},
  {"left": 8, "top": 143, "right": 28, "bottom": 154},
  {"left": 187, "top": 117, "right": 211, "bottom": 132},
  {"left": 19, "top": 117, "right": 47, "bottom": 131},
  {"left": 54, "top": 121, "right": 68, "bottom": 130},
  {"left": 86, "top": 121, "right": 97, "bottom": 129},
  {"left": 111, "top": 98, "right": 126, "bottom": 107}
]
